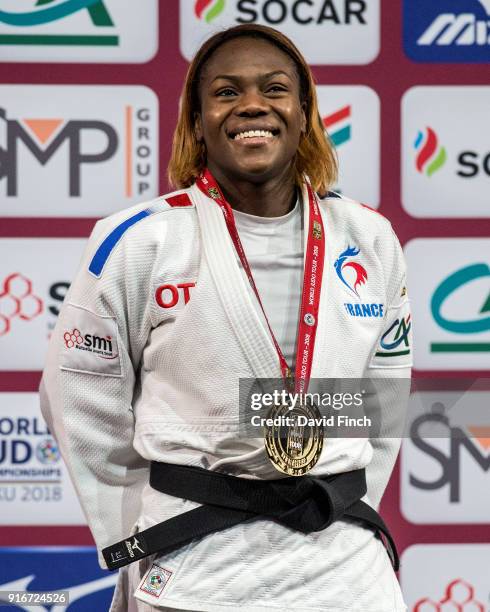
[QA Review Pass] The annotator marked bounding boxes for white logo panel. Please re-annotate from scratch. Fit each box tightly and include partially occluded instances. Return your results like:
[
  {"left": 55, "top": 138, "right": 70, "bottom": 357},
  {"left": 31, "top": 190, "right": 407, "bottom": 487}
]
[
  {"left": 402, "top": 86, "right": 490, "bottom": 218},
  {"left": 180, "top": 0, "right": 380, "bottom": 65},
  {"left": 0, "top": 238, "right": 87, "bottom": 370},
  {"left": 401, "top": 545, "right": 490, "bottom": 611},
  {"left": 0, "top": 392, "right": 86, "bottom": 525},
  {"left": 404, "top": 238, "right": 490, "bottom": 370},
  {"left": 316, "top": 86, "right": 380, "bottom": 206},
  {"left": 0, "top": 0, "right": 158, "bottom": 63},
  {"left": 401, "top": 391, "right": 490, "bottom": 524},
  {"left": 0, "top": 85, "right": 159, "bottom": 217}
]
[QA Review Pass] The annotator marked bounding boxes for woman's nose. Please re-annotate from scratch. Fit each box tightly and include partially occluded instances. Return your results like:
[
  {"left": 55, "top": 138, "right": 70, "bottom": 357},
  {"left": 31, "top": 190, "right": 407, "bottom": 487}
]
[{"left": 235, "top": 90, "right": 269, "bottom": 116}]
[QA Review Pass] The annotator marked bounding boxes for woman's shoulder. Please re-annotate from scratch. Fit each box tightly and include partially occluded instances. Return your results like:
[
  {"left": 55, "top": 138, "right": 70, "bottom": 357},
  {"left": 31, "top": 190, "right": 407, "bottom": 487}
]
[
  {"left": 319, "top": 191, "right": 394, "bottom": 235},
  {"left": 94, "top": 187, "right": 197, "bottom": 236},
  {"left": 84, "top": 187, "right": 198, "bottom": 279}
]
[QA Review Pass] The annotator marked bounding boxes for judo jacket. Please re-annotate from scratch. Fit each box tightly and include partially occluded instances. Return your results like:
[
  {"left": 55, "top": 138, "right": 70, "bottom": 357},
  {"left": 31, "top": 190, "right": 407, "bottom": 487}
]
[{"left": 39, "top": 181, "right": 412, "bottom": 611}]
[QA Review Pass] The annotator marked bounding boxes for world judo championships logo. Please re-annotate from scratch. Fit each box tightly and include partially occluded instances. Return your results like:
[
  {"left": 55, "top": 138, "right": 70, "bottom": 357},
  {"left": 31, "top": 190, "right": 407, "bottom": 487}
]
[
  {"left": 195, "top": 0, "right": 225, "bottom": 23},
  {"left": 334, "top": 246, "right": 368, "bottom": 297}
]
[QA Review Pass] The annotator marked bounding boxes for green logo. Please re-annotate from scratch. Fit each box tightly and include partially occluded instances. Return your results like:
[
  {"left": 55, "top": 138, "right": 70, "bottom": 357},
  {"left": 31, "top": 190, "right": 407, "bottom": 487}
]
[
  {"left": 431, "top": 263, "right": 490, "bottom": 353},
  {"left": 0, "top": 0, "right": 118, "bottom": 47},
  {"left": 195, "top": 0, "right": 226, "bottom": 23}
]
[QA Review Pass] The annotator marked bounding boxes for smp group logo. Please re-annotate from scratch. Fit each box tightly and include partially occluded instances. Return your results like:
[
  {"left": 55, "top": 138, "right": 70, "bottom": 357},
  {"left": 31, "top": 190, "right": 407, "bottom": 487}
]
[
  {"left": 317, "top": 86, "right": 380, "bottom": 206},
  {"left": 401, "top": 391, "right": 490, "bottom": 523},
  {"left": 181, "top": 0, "right": 380, "bottom": 64},
  {"left": 414, "top": 127, "right": 447, "bottom": 177},
  {"left": 0, "top": 85, "right": 158, "bottom": 217},
  {"left": 0, "top": 547, "right": 116, "bottom": 609},
  {"left": 402, "top": 87, "right": 490, "bottom": 218},
  {"left": 403, "top": 0, "right": 490, "bottom": 63},
  {"left": 0, "top": 238, "right": 87, "bottom": 370},
  {"left": 0, "top": 393, "right": 85, "bottom": 525},
  {"left": 0, "top": 0, "right": 158, "bottom": 63},
  {"left": 401, "top": 545, "right": 490, "bottom": 611},
  {"left": 404, "top": 238, "right": 490, "bottom": 370}
]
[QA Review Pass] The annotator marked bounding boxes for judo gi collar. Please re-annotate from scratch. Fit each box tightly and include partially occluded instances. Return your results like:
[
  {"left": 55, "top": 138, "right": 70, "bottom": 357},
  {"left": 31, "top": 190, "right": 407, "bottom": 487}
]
[{"left": 196, "top": 168, "right": 325, "bottom": 395}]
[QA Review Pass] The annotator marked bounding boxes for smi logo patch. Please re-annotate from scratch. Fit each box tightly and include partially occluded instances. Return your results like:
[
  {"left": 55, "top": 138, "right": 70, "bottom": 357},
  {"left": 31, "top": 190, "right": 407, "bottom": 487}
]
[
  {"left": 0, "top": 0, "right": 158, "bottom": 63},
  {"left": 404, "top": 0, "right": 490, "bottom": 62}
]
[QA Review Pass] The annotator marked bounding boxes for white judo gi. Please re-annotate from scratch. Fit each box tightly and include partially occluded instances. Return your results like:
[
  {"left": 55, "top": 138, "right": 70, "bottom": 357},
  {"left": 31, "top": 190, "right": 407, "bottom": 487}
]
[{"left": 40, "top": 180, "right": 411, "bottom": 611}]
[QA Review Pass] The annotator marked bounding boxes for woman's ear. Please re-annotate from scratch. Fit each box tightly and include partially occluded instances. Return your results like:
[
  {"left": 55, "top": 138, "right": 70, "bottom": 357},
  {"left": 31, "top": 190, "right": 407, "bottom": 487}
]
[
  {"left": 300, "top": 102, "right": 307, "bottom": 134},
  {"left": 194, "top": 113, "right": 203, "bottom": 142}
]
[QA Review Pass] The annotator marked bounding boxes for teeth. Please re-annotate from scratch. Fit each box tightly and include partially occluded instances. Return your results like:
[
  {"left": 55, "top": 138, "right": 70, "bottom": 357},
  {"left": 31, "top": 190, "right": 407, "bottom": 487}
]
[{"left": 234, "top": 130, "right": 274, "bottom": 140}]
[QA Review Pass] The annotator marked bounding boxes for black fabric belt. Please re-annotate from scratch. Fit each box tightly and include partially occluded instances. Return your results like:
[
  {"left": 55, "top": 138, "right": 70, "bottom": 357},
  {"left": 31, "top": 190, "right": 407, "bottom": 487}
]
[{"left": 102, "top": 463, "right": 399, "bottom": 572}]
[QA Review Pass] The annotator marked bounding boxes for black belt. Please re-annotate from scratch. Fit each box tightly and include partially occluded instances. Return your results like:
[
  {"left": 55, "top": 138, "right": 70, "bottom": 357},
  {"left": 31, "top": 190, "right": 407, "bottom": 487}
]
[{"left": 102, "top": 463, "right": 399, "bottom": 572}]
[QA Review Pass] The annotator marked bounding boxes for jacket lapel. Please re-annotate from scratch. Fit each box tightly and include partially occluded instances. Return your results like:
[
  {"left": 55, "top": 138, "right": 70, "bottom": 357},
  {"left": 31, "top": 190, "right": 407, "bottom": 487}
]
[{"left": 190, "top": 184, "right": 281, "bottom": 379}]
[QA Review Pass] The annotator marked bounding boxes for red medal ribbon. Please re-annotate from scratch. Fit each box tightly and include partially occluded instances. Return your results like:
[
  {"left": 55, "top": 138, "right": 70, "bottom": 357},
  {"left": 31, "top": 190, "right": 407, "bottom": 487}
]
[{"left": 196, "top": 169, "right": 325, "bottom": 395}]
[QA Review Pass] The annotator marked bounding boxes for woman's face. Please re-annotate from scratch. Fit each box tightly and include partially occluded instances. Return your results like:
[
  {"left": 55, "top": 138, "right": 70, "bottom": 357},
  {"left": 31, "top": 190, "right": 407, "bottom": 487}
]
[{"left": 195, "top": 36, "right": 306, "bottom": 185}]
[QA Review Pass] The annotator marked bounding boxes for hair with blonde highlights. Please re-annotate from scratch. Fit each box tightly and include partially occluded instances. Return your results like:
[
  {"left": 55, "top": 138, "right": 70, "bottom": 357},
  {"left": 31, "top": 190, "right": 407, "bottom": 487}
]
[{"left": 167, "top": 24, "right": 337, "bottom": 196}]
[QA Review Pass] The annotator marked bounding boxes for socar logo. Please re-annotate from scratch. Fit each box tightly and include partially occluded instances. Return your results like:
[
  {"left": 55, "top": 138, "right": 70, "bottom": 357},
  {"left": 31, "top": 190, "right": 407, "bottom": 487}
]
[
  {"left": 414, "top": 127, "right": 447, "bottom": 177},
  {"left": 195, "top": 0, "right": 225, "bottom": 23}
]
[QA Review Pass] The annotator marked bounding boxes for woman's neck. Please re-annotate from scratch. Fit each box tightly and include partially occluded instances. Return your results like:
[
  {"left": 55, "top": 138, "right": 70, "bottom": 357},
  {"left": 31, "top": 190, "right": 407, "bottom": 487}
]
[{"left": 207, "top": 164, "right": 297, "bottom": 218}]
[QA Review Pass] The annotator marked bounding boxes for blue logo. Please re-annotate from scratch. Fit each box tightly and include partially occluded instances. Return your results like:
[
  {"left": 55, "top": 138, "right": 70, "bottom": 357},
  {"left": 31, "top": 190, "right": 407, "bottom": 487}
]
[
  {"left": 0, "top": 547, "right": 117, "bottom": 611},
  {"left": 404, "top": 0, "right": 490, "bottom": 63},
  {"left": 344, "top": 303, "right": 384, "bottom": 318},
  {"left": 376, "top": 315, "right": 412, "bottom": 357}
]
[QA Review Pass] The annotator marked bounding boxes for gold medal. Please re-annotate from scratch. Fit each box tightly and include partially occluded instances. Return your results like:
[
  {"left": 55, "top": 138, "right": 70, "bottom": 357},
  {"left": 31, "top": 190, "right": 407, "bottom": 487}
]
[{"left": 264, "top": 400, "right": 324, "bottom": 476}]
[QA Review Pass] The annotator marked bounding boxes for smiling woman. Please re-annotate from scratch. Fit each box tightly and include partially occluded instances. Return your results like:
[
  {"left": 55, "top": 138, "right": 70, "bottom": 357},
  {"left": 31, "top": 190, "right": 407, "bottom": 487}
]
[
  {"left": 169, "top": 24, "right": 336, "bottom": 217},
  {"left": 40, "top": 23, "right": 411, "bottom": 612}
]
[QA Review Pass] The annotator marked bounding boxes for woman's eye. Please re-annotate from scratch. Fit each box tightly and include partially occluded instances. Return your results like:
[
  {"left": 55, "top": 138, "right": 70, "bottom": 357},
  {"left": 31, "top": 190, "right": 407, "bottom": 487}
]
[
  {"left": 217, "top": 88, "right": 236, "bottom": 97},
  {"left": 267, "top": 85, "right": 287, "bottom": 93}
]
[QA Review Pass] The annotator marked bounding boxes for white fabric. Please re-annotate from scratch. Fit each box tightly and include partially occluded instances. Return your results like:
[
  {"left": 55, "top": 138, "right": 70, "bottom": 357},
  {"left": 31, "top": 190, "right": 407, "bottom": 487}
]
[
  {"left": 40, "top": 182, "right": 411, "bottom": 611},
  {"left": 233, "top": 197, "right": 303, "bottom": 368}
]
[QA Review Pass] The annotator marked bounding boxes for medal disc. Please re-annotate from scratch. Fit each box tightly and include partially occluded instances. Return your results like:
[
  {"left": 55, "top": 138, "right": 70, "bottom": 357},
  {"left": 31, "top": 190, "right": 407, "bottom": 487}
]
[{"left": 264, "top": 401, "right": 324, "bottom": 476}]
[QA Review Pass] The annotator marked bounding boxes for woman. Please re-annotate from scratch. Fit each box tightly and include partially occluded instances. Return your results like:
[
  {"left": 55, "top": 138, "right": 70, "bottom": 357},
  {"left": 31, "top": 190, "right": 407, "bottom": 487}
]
[{"left": 41, "top": 24, "right": 411, "bottom": 611}]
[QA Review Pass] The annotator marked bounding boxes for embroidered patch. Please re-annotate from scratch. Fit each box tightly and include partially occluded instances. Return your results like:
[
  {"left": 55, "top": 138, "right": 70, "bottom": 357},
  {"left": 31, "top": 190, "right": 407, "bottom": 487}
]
[
  {"left": 370, "top": 300, "right": 413, "bottom": 369},
  {"left": 59, "top": 303, "right": 122, "bottom": 377},
  {"left": 139, "top": 563, "right": 172, "bottom": 598}
]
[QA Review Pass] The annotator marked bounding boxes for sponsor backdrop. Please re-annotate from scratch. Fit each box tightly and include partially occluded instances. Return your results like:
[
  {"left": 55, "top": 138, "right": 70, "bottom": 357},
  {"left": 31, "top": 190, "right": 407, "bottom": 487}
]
[{"left": 0, "top": 0, "right": 489, "bottom": 608}]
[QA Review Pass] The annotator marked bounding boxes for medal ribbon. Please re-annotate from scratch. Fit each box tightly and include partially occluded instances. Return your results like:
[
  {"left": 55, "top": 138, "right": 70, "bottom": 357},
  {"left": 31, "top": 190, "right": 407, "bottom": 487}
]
[{"left": 196, "top": 169, "right": 325, "bottom": 395}]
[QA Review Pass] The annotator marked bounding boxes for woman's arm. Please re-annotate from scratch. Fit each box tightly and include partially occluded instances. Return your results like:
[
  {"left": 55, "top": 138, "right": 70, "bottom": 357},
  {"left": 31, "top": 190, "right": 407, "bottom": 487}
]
[{"left": 40, "top": 216, "right": 152, "bottom": 568}]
